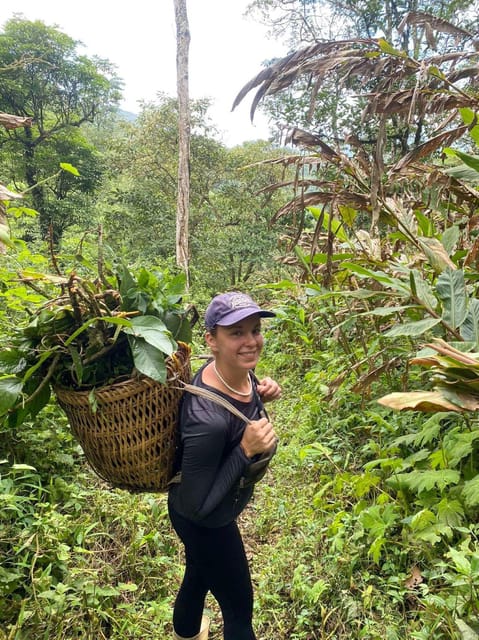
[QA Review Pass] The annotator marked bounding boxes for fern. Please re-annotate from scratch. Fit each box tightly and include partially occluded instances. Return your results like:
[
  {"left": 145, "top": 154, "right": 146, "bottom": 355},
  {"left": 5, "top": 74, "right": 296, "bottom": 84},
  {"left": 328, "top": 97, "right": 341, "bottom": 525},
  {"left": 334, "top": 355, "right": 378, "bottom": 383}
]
[
  {"left": 442, "top": 429, "right": 479, "bottom": 468},
  {"left": 388, "top": 469, "right": 460, "bottom": 494},
  {"left": 462, "top": 475, "right": 479, "bottom": 508}
]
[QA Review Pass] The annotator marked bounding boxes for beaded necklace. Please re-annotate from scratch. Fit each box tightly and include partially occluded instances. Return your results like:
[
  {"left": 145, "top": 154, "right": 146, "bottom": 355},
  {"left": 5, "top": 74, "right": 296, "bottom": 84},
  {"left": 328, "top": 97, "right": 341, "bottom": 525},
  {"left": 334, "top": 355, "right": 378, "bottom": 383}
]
[{"left": 212, "top": 362, "right": 252, "bottom": 397}]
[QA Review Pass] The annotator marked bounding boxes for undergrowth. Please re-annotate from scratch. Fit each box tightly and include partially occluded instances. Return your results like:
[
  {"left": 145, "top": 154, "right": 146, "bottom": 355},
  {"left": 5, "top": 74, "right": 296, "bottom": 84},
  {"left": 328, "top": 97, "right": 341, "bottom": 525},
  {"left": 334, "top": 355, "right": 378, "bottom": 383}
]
[
  {"left": 2, "top": 317, "right": 479, "bottom": 639},
  {"left": 248, "top": 342, "right": 479, "bottom": 639},
  {"left": 0, "top": 409, "right": 180, "bottom": 639}
]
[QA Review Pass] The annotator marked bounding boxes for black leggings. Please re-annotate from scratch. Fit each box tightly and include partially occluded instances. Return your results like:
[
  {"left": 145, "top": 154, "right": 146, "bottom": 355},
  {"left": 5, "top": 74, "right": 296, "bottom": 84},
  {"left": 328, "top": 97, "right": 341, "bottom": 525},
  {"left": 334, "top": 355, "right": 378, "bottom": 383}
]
[{"left": 168, "top": 504, "right": 256, "bottom": 640}]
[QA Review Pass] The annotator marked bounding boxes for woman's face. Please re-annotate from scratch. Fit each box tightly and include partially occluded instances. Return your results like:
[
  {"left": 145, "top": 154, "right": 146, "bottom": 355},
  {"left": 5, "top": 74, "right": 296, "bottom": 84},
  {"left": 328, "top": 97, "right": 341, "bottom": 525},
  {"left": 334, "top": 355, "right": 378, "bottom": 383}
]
[{"left": 206, "top": 314, "right": 264, "bottom": 371}]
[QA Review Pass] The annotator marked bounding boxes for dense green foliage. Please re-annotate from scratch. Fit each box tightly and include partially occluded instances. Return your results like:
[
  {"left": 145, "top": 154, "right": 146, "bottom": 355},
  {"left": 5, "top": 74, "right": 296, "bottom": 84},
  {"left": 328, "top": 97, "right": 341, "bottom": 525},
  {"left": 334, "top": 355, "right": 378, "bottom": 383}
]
[
  {"left": 0, "top": 255, "right": 194, "bottom": 427},
  {"left": 2, "top": 303, "right": 479, "bottom": 638},
  {"left": 250, "top": 314, "right": 479, "bottom": 639},
  {"left": 96, "top": 97, "right": 290, "bottom": 290},
  {"left": 2, "top": 7, "right": 479, "bottom": 640},
  {"left": 0, "top": 17, "right": 121, "bottom": 243}
]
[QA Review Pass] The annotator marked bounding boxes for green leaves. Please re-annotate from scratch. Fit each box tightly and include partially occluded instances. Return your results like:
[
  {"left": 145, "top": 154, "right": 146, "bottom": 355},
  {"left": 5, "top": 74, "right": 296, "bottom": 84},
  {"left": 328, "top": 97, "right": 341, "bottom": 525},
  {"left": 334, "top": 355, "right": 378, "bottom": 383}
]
[
  {"left": 377, "top": 37, "right": 407, "bottom": 58},
  {"left": 379, "top": 266, "right": 479, "bottom": 342},
  {"left": 124, "top": 316, "right": 177, "bottom": 382},
  {"left": 124, "top": 316, "right": 176, "bottom": 356},
  {"left": 436, "top": 269, "right": 467, "bottom": 329},
  {"left": 444, "top": 148, "right": 479, "bottom": 174},
  {"left": 383, "top": 317, "right": 441, "bottom": 338},
  {"left": 0, "top": 377, "right": 23, "bottom": 415},
  {"left": 0, "top": 224, "right": 15, "bottom": 249},
  {"left": 462, "top": 476, "right": 479, "bottom": 508},
  {"left": 0, "top": 259, "right": 192, "bottom": 426},
  {"left": 389, "top": 469, "right": 461, "bottom": 493},
  {"left": 127, "top": 338, "right": 168, "bottom": 382},
  {"left": 59, "top": 162, "right": 80, "bottom": 176},
  {"left": 309, "top": 206, "right": 349, "bottom": 242},
  {"left": 0, "top": 349, "right": 27, "bottom": 375},
  {"left": 358, "top": 503, "right": 399, "bottom": 563}
]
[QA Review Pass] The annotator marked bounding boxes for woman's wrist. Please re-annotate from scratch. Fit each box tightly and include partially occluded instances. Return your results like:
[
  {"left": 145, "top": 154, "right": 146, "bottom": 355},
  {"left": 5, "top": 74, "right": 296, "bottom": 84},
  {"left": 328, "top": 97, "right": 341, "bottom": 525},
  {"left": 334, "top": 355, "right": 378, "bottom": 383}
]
[{"left": 240, "top": 442, "right": 252, "bottom": 459}]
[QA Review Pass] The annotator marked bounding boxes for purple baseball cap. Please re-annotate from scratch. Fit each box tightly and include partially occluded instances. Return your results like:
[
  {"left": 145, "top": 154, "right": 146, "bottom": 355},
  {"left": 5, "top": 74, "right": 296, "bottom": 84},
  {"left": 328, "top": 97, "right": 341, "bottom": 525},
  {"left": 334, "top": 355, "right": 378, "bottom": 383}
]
[{"left": 205, "top": 292, "right": 275, "bottom": 330}]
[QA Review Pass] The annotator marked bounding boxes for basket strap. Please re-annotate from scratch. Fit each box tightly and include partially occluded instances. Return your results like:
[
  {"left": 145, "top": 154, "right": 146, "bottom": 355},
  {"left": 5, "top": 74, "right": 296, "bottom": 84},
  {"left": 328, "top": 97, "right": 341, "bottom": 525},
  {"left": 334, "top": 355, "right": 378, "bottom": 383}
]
[
  {"left": 178, "top": 381, "right": 251, "bottom": 424},
  {"left": 169, "top": 380, "right": 258, "bottom": 487}
]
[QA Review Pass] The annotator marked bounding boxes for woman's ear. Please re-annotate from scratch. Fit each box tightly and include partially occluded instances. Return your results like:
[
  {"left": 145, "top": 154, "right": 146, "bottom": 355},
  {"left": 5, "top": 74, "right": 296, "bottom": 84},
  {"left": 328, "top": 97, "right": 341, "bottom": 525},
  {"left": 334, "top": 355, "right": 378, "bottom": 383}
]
[{"left": 205, "top": 331, "right": 218, "bottom": 352}]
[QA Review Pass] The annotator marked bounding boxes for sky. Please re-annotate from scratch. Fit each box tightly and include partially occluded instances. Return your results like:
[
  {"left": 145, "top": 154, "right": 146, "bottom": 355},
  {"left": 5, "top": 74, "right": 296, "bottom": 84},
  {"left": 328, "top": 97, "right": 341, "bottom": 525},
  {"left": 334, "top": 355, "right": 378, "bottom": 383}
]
[{"left": 0, "top": 0, "right": 287, "bottom": 146}]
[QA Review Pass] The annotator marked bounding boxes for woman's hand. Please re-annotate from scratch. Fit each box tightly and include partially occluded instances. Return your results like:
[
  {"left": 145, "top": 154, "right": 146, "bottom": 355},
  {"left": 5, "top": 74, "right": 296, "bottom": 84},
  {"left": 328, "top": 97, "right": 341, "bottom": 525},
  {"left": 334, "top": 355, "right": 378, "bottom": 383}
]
[
  {"left": 256, "top": 377, "right": 282, "bottom": 403},
  {"left": 240, "top": 417, "right": 276, "bottom": 458}
]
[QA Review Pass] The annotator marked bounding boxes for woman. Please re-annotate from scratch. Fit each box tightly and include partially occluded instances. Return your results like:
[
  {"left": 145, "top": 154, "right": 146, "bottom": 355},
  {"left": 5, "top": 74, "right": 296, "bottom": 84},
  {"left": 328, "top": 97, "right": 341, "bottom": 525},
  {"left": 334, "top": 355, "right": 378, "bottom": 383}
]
[{"left": 168, "top": 291, "right": 281, "bottom": 640}]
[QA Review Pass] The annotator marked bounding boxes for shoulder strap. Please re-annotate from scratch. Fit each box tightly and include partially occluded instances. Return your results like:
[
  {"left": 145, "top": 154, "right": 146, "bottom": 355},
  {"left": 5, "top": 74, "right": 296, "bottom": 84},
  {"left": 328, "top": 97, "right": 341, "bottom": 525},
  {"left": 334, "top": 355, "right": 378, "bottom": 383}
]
[
  {"left": 178, "top": 381, "right": 252, "bottom": 424},
  {"left": 251, "top": 374, "right": 268, "bottom": 421},
  {"left": 169, "top": 376, "right": 269, "bottom": 487}
]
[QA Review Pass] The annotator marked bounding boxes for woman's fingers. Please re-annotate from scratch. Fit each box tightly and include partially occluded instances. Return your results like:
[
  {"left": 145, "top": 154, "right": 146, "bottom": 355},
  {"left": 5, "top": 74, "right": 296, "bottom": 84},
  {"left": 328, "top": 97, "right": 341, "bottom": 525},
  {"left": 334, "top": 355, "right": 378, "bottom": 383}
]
[
  {"left": 257, "top": 377, "right": 282, "bottom": 402},
  {"left": 241, "top": 418, "right": 276, "bottom": 457}
]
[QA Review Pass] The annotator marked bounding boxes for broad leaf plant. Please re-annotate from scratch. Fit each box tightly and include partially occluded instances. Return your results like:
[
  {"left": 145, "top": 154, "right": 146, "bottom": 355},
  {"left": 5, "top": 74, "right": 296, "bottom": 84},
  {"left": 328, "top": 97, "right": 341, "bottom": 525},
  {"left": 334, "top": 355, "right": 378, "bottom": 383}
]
[{"left": 0, "top": 251, "right": 194, "bottom": 428}]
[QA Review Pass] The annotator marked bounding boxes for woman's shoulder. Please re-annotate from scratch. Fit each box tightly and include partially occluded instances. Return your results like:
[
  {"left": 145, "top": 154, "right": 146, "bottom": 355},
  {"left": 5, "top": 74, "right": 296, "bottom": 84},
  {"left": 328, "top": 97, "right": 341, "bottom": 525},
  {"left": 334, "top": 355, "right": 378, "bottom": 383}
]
[{"left": 181, "top": 375, "right": 233, "bottom": 429}]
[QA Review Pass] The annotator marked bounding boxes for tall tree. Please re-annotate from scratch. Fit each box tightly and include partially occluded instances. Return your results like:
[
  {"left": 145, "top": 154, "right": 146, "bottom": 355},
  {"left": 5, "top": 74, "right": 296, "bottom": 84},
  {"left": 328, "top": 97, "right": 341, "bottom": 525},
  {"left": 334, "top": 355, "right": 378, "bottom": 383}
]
[
  {"left": 174, "top": 0, "right": 191, "bottom": 285},
  {"left": 97, "top": 96, "right": 223, "bottom": 264},
  {"left": 95, "top": 98, "right": 291, "bottom": 289},
  {"left": 0, "top": 17, "right": 121, "bottom": 243}
]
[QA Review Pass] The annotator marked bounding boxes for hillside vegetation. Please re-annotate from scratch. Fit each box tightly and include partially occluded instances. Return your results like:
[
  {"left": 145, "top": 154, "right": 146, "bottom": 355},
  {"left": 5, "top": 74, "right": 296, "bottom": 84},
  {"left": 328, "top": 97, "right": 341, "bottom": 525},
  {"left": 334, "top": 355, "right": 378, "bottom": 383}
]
[{"left": 2, "top": 5, "right": 479, "bottom": 639}]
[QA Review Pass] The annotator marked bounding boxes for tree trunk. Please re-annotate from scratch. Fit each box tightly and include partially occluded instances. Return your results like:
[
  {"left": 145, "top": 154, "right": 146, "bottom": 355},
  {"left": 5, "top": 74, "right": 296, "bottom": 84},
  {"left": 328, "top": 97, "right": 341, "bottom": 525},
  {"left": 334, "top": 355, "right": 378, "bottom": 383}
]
[
  {"left": 174, "top": 0, "right": 191, "bottom": 286},
  {"left": 0, "top": 201, "right": 6, "bottom": 254},
  {"left": 0, "top": 113, "right": 31, "bottom": 253}
]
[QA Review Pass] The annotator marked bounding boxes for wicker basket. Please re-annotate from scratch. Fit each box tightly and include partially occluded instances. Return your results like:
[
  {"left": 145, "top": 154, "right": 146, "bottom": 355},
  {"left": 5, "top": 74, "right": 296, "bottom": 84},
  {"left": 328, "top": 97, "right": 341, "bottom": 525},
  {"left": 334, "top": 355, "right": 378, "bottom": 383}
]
[{"left": 54, "top": 343, "right": 191, "bottom": 492}]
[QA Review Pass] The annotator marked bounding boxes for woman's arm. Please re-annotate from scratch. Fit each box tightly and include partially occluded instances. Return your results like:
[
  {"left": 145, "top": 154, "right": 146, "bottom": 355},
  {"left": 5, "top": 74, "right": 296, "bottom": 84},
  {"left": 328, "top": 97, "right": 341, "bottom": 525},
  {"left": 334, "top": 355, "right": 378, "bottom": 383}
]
[{"left": 177, "top": 412, "right": 249, "bottom": 522}]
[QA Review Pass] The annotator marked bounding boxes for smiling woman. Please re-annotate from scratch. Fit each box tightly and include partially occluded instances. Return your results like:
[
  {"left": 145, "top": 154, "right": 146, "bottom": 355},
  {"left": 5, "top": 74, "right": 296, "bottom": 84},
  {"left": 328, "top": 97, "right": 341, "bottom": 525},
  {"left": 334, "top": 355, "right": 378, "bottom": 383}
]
[{"left": 168, "top": 291, "right": 281, "bottom": 640}]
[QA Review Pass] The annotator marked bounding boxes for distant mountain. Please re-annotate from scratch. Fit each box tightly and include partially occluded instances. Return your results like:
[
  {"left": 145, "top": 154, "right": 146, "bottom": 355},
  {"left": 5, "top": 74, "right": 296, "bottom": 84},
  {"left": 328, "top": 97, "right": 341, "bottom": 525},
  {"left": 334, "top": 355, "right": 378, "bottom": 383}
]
[{"left": 116, "top": 109, "right": 137, "bottom": 123}]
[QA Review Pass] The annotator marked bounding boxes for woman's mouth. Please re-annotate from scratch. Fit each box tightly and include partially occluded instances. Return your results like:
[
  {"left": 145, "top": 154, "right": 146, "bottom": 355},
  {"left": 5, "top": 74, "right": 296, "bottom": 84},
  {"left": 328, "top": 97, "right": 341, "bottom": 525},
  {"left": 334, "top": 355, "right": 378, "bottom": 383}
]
[{"left": 239, "top": 351, "right": 258, "bottom": 359}]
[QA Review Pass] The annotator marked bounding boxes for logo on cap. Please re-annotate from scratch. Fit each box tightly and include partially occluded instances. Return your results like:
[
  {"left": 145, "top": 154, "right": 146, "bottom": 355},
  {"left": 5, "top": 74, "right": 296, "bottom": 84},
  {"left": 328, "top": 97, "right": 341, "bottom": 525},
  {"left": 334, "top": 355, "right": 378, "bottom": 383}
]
[{"left": 226, "top": 293, "right": 255, "bottom": 310}]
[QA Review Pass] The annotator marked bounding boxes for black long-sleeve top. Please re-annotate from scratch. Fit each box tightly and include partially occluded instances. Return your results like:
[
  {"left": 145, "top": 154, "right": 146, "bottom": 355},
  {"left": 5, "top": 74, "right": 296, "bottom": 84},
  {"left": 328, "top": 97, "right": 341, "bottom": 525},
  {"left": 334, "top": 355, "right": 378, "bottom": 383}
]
[{"left": 168, "top": 362, "right": 274, "bottom": 528}]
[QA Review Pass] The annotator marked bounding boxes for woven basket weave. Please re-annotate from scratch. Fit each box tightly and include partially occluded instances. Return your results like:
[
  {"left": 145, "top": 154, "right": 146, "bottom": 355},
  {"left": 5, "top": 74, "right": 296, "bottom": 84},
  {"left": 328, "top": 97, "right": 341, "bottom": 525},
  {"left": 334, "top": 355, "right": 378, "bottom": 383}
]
[{"left": 55, "top": 342, "right": 191, "bottom": 492}]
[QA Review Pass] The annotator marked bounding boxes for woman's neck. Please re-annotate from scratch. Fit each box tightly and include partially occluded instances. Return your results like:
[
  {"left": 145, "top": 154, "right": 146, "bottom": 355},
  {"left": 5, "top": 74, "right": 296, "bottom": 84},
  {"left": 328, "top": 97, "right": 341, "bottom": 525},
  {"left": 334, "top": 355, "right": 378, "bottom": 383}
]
[{"left": 207, "top": 360, "right": 252, "bottom": 398}]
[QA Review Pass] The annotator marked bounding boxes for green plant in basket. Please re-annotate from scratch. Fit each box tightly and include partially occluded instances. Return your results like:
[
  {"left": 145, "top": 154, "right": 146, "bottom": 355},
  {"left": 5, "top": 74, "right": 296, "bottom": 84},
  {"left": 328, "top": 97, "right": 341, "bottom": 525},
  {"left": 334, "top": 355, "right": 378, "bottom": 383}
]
[{"left": 0, "top": 262, "right": 195, "bottom": 429}]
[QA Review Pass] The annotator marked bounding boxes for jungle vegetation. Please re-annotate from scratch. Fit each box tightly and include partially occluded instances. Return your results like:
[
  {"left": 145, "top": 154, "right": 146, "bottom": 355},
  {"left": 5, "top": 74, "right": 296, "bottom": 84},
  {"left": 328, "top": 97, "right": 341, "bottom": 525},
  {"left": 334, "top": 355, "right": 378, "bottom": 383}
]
[{"left": 2, "top": 3, "right": 479, "bottom": 638}]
